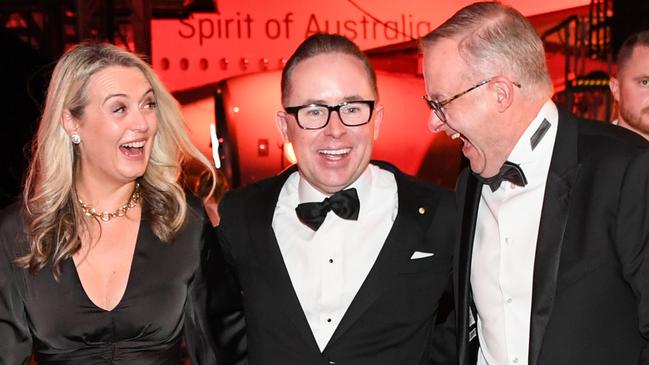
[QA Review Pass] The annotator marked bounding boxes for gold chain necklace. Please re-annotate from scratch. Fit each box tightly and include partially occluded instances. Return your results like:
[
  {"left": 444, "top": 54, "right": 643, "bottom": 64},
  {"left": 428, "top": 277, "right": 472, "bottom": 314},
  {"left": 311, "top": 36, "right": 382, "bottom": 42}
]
[{"left": 78, "top": 183, "right": 141, "bottom": 222}]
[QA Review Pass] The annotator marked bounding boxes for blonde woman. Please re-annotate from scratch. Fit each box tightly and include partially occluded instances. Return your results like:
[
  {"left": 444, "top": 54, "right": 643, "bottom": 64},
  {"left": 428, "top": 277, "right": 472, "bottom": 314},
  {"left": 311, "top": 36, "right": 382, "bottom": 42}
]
[{"left": 0, "top": 43, "right": 218, "bottom": 364}]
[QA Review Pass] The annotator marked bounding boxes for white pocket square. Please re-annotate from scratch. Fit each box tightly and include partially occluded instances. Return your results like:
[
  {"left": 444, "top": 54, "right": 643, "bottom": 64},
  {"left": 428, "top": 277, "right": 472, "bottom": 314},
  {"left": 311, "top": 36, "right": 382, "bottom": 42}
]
[{"left": 410, "top": 251, "right": 435, "bottom": 259}]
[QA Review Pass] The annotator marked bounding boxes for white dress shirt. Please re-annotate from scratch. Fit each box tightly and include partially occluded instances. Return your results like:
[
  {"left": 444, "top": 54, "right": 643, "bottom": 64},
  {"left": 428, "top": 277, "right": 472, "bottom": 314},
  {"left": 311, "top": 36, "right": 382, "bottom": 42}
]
[
  {"left": 473, "top": 101, "right": 559, "bottom": 365},
  {"left": 272, "top": 164, "right": 398, "bottom": 351}
]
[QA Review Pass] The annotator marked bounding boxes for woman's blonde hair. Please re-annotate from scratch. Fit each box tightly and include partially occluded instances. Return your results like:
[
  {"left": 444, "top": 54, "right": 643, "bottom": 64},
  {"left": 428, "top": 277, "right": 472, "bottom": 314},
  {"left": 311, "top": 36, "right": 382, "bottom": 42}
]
[{"left": 18, "top": 42, "right": 214, "bottom": 278}]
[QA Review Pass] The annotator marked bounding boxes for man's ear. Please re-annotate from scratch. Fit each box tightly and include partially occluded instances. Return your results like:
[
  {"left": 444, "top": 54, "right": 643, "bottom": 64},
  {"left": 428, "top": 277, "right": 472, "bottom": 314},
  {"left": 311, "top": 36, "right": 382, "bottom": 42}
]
[
  {"left": 609, "top": 77, "right": 620, "bottom": 103},
  {"left": 275, "top": 111, "right": 291, "bottom": 143},
  {"left": 61, "top": 109, "right": 79, "bottom": 136},
  {"left": 372, "top": 103, "right": 384, "bottom": 140},
  {"left": 490, "top": 77, "right": 516, "bottom": 113}
]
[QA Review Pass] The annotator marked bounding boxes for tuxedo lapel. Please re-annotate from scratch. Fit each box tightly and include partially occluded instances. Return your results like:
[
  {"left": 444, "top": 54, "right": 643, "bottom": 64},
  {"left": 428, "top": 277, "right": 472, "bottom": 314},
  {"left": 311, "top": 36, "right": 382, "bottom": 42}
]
[
  {"left": 528, "top": 112, "right": 581, "bottom": 365},
  {"left": 325, "top": 165, "right": 432, "bottom": 349},
  {"left": 245, "top": 166, "right": 321, "bottom": 352},
  {"left": 457, "top": 171, "right": 482, "bottom": 365}
]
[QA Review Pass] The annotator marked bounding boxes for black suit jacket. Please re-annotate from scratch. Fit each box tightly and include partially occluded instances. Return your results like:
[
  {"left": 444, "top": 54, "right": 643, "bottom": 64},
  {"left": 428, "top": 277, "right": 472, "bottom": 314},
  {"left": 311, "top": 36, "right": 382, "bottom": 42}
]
[
  {"left": 456, "top": 110, "right": 649, "bottom": 365},
  {"left": 211, "top": 161, "right": 457, "bottom": 365}
]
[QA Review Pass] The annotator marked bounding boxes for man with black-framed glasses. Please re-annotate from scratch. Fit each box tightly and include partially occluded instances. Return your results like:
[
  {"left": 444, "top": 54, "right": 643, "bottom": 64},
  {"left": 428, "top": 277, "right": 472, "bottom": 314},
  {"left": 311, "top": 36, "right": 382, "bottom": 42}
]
[
  {"left": 421, "top": 2, "right": 649, "bottom": 365},
  {"left": 209, "top": 33, "right": 458, "bottom": 364}
]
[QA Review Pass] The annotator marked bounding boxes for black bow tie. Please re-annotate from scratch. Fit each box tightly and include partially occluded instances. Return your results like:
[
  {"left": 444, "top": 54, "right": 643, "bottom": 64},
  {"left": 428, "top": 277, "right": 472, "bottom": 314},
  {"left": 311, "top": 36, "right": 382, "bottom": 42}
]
[
  {"left": 474, "top": 161, "right": 528, "bottom": 192},
  {"left": 295, "top": 188, "right": 360, "bottom": 231}
]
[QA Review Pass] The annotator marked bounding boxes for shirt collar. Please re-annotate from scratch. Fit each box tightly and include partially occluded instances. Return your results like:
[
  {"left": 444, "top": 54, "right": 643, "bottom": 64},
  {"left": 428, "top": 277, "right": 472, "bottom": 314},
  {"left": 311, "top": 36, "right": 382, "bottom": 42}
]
[
  {"left": 298, "top": 164, "right": 372, "bottom": 206},
  {"left": 508, "top": 100, "right": 558, "bottom": 166}
]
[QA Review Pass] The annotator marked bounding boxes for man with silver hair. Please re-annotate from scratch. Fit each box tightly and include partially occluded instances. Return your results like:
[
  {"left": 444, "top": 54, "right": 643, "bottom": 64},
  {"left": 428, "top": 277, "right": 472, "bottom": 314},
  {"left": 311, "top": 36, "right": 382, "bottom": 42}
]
[{"left": 421, "top": 2, "right": 649, "bottom": 364}]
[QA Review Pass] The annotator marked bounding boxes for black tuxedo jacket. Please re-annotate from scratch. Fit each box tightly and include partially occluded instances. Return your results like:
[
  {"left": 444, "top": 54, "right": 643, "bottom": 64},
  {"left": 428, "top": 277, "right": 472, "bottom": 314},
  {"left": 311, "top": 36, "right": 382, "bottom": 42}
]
[
  {"left": 211, "top": 161, "right": 457, "bottom": 365},
  {"left": 456, "top": 110, "right": 649, "bottom": 365}
]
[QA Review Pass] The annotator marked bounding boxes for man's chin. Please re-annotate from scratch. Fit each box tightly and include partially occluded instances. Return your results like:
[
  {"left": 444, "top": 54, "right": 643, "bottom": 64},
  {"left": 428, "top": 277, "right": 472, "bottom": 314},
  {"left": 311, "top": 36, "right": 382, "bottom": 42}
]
[
  {"left": 469, "top": 163, "right": 485, "bottom": 176},
  {"left": 636, "top": 119, "right": 649, "bottom": 135},
  {"left": 620, "top": 110, "right": 649, "bottom": 135}
]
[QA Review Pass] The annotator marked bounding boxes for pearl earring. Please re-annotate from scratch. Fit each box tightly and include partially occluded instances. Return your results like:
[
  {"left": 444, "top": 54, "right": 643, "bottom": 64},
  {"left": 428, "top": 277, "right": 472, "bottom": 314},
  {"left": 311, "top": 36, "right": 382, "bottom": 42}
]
[{"left": 71, "top": 134, "right": 81, "bottom": 144}]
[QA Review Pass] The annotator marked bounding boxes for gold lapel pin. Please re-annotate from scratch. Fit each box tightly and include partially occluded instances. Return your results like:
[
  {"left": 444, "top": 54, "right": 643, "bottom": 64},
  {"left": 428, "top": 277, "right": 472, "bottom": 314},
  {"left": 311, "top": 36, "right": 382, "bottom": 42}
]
[{"left": 418, "top": 207, "right": 426, "bottom": 215}]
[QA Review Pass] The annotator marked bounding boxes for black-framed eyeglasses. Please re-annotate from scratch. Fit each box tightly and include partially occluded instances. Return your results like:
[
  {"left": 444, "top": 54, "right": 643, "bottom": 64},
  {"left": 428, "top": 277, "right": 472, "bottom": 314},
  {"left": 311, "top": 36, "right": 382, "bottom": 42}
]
[
  {"left": 284, "top": 100, "right": 375, "bottom": 130},
  {"left": 422, "top": 77, "right": 522, "bottom": 123}
]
